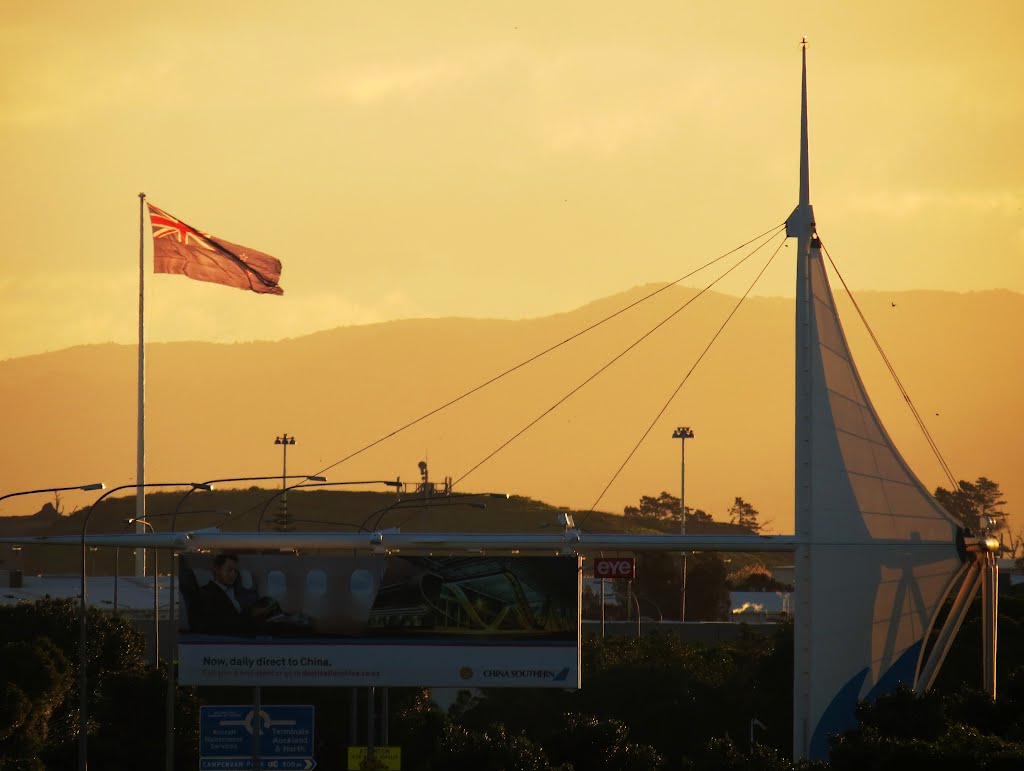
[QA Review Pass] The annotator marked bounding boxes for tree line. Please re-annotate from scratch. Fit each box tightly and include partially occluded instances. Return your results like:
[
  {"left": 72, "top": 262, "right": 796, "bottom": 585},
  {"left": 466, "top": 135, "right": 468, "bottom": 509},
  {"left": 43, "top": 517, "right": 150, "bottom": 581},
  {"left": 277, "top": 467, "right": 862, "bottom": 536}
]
[
  {"left": 623, "top": 491, "right": 766, "bottom": 534},
  {"left": 1, "top": 476, "right": 1016, "bottom": 768},
  {"left": 4, "top": 589, "right": 1024, "bottom": 770},
  {"left": 624, "top": 475, "right": 1015, "bottom": 543}
]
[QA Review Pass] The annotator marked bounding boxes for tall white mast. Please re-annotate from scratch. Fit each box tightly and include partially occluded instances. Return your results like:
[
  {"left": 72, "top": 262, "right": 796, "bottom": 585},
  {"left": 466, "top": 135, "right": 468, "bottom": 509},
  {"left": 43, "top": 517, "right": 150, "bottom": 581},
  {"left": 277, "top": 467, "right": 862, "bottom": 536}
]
[{"left": 789, "top": 37, "right": 815, "bottom": 759}]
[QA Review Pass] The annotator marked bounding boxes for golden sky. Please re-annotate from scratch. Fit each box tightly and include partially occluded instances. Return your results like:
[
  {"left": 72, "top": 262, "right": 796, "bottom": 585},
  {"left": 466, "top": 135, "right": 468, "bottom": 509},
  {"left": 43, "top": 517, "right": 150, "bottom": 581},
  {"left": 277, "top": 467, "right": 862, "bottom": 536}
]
[{"left": 1, "top": 1, "right": 1022, "bottom": 361}]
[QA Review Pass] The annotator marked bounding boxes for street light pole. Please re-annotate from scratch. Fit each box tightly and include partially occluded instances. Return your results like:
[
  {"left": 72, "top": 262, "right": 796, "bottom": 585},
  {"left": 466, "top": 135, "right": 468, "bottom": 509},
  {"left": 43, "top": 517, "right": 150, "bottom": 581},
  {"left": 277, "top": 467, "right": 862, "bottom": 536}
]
[
  {"left": 163, "top": 474, "right": 320, "bottom": 771},
  {"left": 116, "top": 511, "right": 226, "bottom": 619},
  {"left": 0, "top": 482, "right": 105, "bottom": 505},
  {"left": 672, "top": 426, "right": 694, "bottom": 622},
  {"left": 113, "top": 517, "right": 154, "bottom": 619},
  {"left": 149, "top": 523, "right": 158, "bottom": 665}
]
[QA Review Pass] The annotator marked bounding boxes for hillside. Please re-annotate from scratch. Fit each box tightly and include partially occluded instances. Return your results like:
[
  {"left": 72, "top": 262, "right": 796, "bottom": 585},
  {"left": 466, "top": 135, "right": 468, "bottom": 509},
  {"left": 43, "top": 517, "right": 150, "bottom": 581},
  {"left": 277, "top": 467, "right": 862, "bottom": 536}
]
[
  {"left": 0, "top": 285, "right": 1020, "bottom": 535},
  {"left": 0, "top": 488, "right": 756, "bottom": 576}
]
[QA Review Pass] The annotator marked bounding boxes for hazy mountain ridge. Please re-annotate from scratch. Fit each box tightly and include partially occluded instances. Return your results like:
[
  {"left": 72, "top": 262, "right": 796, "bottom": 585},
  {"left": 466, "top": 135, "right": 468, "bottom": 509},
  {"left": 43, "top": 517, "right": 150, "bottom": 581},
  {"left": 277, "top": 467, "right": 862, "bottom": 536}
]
[{"left": 1, "top": 286, "right": 1020, "bottom": 533}]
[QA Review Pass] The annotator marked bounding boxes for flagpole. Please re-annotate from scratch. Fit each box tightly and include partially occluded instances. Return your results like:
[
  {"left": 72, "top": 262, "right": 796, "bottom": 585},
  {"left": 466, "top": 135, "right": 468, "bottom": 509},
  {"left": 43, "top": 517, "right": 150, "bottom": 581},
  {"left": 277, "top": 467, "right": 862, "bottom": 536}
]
[{"left": 136, "top": 193, "right": 147, "bottom": 578}]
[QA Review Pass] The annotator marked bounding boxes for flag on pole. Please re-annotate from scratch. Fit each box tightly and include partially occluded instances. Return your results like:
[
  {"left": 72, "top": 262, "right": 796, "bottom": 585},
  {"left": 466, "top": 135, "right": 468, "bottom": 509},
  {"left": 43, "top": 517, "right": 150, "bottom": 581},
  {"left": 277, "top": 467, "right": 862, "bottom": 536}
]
[{"left": 147, "top": 203, "right": 284, "bottom": 295}]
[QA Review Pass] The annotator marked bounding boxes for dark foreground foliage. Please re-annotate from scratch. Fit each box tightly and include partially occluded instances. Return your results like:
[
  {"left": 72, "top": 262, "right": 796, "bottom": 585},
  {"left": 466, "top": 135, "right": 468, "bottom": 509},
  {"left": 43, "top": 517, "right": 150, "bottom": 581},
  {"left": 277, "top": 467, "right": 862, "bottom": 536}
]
[{"left": 4, "top": 592, "right": 1024, "bottom": 769}]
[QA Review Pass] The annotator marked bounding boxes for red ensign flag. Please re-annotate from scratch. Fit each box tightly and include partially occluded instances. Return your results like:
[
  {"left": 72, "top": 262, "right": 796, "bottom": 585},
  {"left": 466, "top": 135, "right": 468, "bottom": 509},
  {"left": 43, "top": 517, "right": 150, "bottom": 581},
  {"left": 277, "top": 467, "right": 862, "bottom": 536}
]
[{"left": 147, "top": 203, "right": 283, "bottom": 295}]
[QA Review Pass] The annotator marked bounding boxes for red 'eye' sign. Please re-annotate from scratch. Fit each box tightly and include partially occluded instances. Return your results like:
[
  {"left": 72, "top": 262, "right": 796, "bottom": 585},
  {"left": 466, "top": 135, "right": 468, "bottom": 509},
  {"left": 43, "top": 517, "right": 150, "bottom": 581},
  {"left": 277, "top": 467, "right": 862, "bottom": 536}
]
[{"left": 592, "top": 557, "right": 635, "bottom": 579}]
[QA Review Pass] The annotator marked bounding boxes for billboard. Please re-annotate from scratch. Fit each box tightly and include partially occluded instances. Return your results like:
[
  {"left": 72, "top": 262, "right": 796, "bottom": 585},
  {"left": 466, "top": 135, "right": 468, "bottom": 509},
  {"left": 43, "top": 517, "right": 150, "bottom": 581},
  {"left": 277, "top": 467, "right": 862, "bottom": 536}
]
[{"left": 178, "top": 553, "right": 580, "bottom": 688}]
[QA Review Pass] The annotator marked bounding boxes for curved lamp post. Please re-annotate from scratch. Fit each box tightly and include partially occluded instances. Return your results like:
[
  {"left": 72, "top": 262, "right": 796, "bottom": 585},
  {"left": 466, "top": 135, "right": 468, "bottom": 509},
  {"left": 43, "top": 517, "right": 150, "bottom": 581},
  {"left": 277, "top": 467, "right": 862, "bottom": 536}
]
[
  {"left": 360, "top": 492, "right": 508, "bottom": 533},
  {"left": 0, "top": 482, "right": 105, "bottom": 505},
  {"left": 0, "top": 483, "right": 105, "bottom": 622},
  {"left": 171, "top": 474, "right": 325, "bottom": 531},
  {"left": 256, "top": 480, "right": 401, "bottom": 533},
  {"left": 113, "top": 517, "right": 154, "bottom": 618},
  {"left": 166, "top": 474, "right": 324, "bottom": 639},
  {"left": 637, "top": 595, "right": 663, "bottom": 622},
  {"left": 0, "top": 483, "right": 105, "bottom": 583},
  {"left": 373, "top": 498, "right": 489, "bottom": 533},
  {"left": 161, "top": 474, "right": 322, "bottom": 771},
  {"left": 78, "top": 481, "right": 209, "bottom": 771},
  {"left": 113, "top": 516, "right": 161, "bottom": 667},
  {"left": 115, "top": 510, "right": 230, "bottom": 630}
]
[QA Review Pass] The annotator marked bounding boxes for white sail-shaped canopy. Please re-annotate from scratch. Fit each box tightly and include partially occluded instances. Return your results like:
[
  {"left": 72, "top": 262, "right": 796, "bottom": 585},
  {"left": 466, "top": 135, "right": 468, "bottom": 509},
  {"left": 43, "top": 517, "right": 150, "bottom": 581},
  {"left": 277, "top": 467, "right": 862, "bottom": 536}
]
[
  {"left": 788, "top": 41, "right": 964, "bottom": 760},
  {"left": 792, "top": 237, "right": 964, "bottom": 757}
]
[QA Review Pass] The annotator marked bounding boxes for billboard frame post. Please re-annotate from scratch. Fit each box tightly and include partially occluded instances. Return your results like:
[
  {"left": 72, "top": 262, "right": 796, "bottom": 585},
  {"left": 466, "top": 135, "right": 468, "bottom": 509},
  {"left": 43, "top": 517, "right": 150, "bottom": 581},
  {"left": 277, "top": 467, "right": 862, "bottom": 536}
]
[
  {"left": 349, "top": 689, "right": 358, "bottom": 745},
  {"left": 251, "top": 686, "right": 261, "bottom": 771},
  {"left": 367, "top": 687, "right": 376, "bottom": 757}
]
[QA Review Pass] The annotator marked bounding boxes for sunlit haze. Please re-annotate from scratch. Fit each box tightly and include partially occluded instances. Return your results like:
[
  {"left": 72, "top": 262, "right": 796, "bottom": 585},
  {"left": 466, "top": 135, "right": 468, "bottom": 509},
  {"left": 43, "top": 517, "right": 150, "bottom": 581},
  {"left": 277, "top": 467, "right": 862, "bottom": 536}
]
[
  {"left": 1, "top": 2, "right": 1021, "bottom": 358},
  {"left": 1, "top": 2, "right": 1021, "bottom": 530}
]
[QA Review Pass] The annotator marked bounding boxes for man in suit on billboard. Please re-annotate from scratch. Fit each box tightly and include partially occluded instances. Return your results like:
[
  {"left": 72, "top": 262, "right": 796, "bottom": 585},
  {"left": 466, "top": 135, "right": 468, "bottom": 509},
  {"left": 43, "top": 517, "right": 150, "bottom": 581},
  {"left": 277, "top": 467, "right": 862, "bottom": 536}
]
[{"left": 194, "top": 553, "right": 278, "bottom": 634}]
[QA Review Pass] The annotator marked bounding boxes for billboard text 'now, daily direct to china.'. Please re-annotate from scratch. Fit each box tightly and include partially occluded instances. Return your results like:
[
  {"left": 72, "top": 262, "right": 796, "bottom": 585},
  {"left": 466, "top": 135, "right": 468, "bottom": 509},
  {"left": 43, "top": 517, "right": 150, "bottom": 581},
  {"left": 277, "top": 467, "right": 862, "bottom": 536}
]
[{"left": 178, "top": 553, "right": 581, "bottom": 688}]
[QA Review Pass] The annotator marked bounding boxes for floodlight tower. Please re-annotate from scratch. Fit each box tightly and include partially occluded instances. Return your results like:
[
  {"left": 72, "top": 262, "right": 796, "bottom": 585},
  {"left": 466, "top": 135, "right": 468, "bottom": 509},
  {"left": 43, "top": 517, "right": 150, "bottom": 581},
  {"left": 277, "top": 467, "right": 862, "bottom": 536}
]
[
  {"left": 672, "top": 426, "right": 694, "bottom": 621},
  {"left": 274, "top": 434, "right": 297, "bottom": 532}
]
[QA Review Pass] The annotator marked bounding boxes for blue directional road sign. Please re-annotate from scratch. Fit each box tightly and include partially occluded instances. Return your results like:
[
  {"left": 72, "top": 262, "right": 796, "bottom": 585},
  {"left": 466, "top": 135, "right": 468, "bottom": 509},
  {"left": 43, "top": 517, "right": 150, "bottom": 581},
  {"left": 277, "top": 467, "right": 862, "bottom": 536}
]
[{"left": 200, "top": 705, "right": 315, "bottom": 770}]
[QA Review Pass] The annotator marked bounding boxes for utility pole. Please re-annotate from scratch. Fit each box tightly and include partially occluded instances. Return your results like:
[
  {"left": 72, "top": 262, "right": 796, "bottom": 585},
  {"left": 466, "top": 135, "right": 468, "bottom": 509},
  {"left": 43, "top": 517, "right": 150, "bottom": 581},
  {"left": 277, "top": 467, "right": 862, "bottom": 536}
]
[
  {"left": 274, "top": 434, "right": 296, "bottom": 532},
  {"left": 672, "top": 426, "right": 694, "bottom": 621}
]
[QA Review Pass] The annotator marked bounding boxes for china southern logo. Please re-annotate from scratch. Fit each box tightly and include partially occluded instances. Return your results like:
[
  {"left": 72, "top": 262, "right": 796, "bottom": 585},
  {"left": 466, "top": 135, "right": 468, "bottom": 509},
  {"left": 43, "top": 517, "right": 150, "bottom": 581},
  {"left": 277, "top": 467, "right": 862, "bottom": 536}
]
[{"left": 479, "top": 668, "right": 571, "bottom": 681}]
